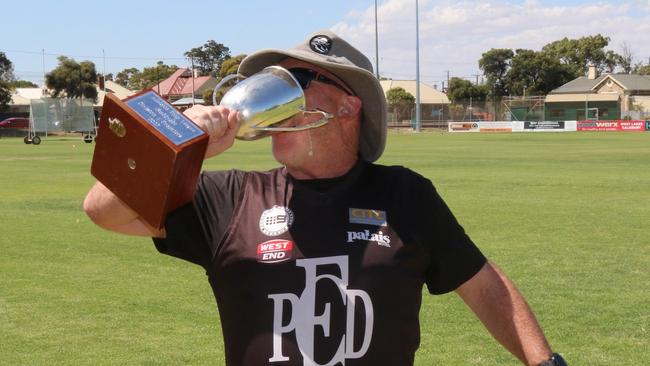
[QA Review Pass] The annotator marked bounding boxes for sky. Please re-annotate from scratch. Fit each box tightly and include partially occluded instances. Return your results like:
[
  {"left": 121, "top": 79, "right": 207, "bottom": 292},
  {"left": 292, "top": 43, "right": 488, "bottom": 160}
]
[{"left": 3, "top": 0, "right": 650, "bottom": 88}]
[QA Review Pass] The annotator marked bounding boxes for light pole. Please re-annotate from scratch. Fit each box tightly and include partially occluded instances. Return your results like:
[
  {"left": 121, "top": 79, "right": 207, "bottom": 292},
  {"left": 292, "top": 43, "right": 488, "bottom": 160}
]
[
  {"left": 375, "top": 0, "right": 379, "bottom": 79},
  {"left": 415, "top": 0, "right": 421, "bottom": 132}
]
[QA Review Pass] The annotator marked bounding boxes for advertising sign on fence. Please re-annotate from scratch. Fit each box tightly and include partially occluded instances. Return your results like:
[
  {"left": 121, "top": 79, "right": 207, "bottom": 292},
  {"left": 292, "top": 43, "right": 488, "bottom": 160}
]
[
  {"left": 619, "top": 121, "right": 646, "bottom": 131},
  {"left": 524, "top": 121, "right": 565, "bottom": 131},
  {"left": 448, "top": 122, "right": 479, "bottom": 132},
  {"left": 478, "top": 121, "right": 513, "bottom": 132},
  {"left": 646, "top": 120, "right": 650, "bottom": 131},
  {"left": 577, "top": 120, "right": 646, "bottom": 132}
]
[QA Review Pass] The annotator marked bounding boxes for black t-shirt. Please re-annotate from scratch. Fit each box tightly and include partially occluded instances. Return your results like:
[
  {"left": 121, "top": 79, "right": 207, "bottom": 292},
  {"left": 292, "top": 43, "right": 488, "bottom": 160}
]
[{"left": 154, "top": 161, "right": 486, "bottom": 365}]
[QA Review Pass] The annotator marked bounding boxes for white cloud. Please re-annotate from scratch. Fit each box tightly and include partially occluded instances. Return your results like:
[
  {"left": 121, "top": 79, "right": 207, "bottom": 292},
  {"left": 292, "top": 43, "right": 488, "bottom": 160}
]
[{"left": 332, "top": 0, "right": 650, "bottom": 86}]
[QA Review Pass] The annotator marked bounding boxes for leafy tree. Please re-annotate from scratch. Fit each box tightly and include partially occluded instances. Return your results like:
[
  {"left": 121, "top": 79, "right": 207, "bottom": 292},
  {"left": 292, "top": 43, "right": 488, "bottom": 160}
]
[
  {"left": 479, "top": 35, "right": 629, "bottom": 100},
  {"left": 386, "top": 87, "right": 414, "bottom": 121},
  {"left": 45, "top": 56, "right": 98, "bottom": 101},
  {"left": 115, "top": 67, "right": 140, "bottom": 89},
  {"left": 185, "top": 40, "right": 231, "bottom": 77},
  {"left": 130, "top": 61, "right": 178, "bottom": 91},
  {"left": 541, "top": 34, "right": 612, "bottom": 76},
  {"left": 505, "top": 49, "right": 574, "bottom": 95},
  {"left": 10, "top": 80, "right": 39, "bottom": 88},
  {"left": 0, "top": 52, "right": 14, "bottom": 111},
  {"left": 202, "top": 89, "right": 214, "bottom": 106},
  {"left": 634, "top": 63, "right": 650, "bottom": 75},
  {"left": 219, "top": 54, "right": 246, "bottom": 79},
  {"left": 479, "top": 48, "right": 513, "bottom": 99},
  {"left": 447, "top": 77, "right": 488, "bottom": 103}
]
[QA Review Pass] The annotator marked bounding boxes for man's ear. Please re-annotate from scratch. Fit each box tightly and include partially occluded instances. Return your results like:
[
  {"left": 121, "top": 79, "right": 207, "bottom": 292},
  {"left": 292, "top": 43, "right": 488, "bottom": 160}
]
[{"left": 337, "top": 95, "right": 362, "bottom": 118}]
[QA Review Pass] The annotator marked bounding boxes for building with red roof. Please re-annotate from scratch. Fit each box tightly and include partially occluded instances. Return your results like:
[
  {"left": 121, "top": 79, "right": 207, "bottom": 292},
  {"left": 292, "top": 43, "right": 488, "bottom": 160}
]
[{"left": 150, "top": 68, "right": 218, "bottom": 104}]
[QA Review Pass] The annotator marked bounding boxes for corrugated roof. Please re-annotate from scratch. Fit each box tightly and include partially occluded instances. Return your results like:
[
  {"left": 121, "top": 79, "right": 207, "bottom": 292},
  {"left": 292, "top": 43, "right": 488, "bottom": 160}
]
[
  {"left": 550, "top": 76, "right": 606, "bottom": 94},
  {"left": 598, "top": 74, "right": 650, "bottom": 91},
  {"left": 380, "top": 80, "right": 450, "bottom": 104},
  {"left": 96, "top": 80, "right": 135, "bottom": 106},
  {"left": 150, "top": 68, "right": 216, "bottom": 97},
  {"left": 551, "top": 74, "right": 650, "bottom": 94},
  {"left": 545, "top": 93, "right": 619, "bottom": 103}
]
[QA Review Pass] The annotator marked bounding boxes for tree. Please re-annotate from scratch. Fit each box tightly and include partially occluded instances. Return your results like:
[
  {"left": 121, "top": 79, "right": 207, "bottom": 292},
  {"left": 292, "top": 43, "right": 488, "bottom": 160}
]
[
  {"left": 386, "top": 87, "right": 414, "bottom": 122},
  {"left": 479, "top": 48, "right": 513, "bottom": 99},
  {"left": 185, "top": 40, "right": 231, "bottom": 77},
  {"left": 129, "top": 62, "right": 178, "bottom": 91},
  {"left": 202, "top": 89, "right": 214, "bottom": 106},
  {"left": 634, "top": 63, "right": 650, "bottom": 75},
  {"left": 10, "top": 80, "right": 39, "bottom": 88},
  {"left": 479, "top": 35, "right": 629, "bottom": 100},
  {"left": 541, "top": 34, "right": 612, "bottom": 76},
  {"left": 617, "top": 42, "right": 633, "bottom": 74},
  {"left": 0, "top": 52, "right": 14, "bottom": 111},
  {"left": 447, "top": 77, "right": 487, "bottom": 103},
  {"left": 219, "top": 54, "right": 247, "bottom": 79},
  {"left": 45, "top": 56, "right": 98, "bottom": 101},
  {"left": 115, "top": 67, "right": 140, "bottom": 89},
  {"left": 505, "top": 49, "right": 574, "bottom": 96}
]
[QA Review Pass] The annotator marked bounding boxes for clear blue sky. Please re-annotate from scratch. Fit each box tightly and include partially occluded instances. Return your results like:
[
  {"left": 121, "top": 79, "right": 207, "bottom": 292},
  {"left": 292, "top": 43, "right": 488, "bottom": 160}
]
[
  {"left": 3, "top": 0, "right": 371, "bottom": 84},
  {"left": 3, "top": 0, "right": 648, "bottom": 87}
]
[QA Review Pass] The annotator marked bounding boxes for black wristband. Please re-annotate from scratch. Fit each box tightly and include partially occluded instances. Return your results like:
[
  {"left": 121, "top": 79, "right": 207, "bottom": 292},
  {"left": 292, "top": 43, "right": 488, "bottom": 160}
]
[{"left": 538, "top": 353, "right": 567, "bottom": 366}]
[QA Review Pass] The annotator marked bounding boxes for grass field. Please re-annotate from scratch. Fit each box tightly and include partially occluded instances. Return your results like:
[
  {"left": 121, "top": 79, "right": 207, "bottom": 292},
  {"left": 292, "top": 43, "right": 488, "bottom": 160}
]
[{"left": 1, "top": 132, "right": 648, "bottom": 365}]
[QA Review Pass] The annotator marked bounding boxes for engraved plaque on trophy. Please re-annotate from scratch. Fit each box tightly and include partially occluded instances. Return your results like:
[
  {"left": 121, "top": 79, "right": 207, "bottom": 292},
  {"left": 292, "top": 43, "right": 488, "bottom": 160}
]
[{"left": 91, "top": 91, "right": 208, "bottom": 229}]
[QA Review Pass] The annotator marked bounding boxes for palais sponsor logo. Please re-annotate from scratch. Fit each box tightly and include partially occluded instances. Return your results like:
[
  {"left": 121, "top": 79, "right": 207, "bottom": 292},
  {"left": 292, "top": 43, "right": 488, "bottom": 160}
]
[
  {"left": 347, "top": 230, "right": 391, "bottom": 247},
  {"left": 257, "top": 239, "right": 293, "bottom": 263},
  {"left": 259, "top": 205, "right": 294, "bottom": 236},
  {"left": 348, "top": 208, "right": 387, "bottom": 226}
]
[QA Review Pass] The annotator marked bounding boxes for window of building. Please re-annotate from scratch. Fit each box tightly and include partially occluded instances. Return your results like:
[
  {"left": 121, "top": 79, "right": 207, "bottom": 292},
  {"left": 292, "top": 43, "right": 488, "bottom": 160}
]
[{"left": 551, "top": 109, "right": 565, "bottom": 117}]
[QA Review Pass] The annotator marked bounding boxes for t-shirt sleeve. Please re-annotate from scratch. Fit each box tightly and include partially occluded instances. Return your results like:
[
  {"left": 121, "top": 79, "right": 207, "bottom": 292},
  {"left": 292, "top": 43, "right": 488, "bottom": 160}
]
[
  {"left": 152, "top": 170, "right": 245, "bottom": 269},
  {"left": 404, "top": 172, "right": 486, "bottom": 294}
]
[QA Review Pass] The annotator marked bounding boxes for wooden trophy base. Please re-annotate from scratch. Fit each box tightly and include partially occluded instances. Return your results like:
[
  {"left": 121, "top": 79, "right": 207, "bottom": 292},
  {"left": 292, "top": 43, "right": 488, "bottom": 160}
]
[{"left": 91, "top": 91, "right": 208, "bottom": 229}]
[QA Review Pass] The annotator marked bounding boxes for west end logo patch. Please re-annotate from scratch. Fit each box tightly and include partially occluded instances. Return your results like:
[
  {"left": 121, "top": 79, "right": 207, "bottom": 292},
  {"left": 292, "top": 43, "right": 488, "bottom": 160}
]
[
  {"left": 349, "top": 208, "right": 387, "bottom": 226},
  {"left": 259, "top": 205, "right": 294, "bottom": 236},
  {"left": 309, "top": 35, "right": 332, "bottom": 54},
  {"left": 257, "top": 239, "right": 293, "bottom": 263}
]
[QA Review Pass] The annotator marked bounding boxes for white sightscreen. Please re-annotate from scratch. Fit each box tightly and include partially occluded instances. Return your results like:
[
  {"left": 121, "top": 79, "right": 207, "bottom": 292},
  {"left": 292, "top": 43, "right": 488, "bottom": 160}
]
[{"left": 30, "top": 98, "right": 95, "bottom": 133}]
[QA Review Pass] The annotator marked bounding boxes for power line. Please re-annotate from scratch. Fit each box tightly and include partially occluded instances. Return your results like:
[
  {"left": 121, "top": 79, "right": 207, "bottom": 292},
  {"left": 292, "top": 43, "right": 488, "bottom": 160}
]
[{"left": 1, "top": 48, "right": 186, "bottom": 61}]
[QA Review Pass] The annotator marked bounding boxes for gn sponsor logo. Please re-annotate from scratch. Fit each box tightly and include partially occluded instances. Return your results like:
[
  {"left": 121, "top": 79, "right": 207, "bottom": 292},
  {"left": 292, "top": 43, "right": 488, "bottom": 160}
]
[{"left": 348, "top": 208, "right": 387, "bottom": 226}]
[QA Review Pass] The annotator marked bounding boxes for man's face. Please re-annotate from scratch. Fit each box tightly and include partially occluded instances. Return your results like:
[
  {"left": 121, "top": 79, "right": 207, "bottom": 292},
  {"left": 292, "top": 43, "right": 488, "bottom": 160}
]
[{"left": 271, "top": 60, "right": 355, "bottom": 170}]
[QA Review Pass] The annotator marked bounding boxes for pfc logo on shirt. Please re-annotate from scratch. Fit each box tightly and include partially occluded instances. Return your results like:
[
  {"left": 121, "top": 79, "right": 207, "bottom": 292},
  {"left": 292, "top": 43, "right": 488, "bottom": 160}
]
[
  {"left": 268, "top": 255, "right": 374, "bottom": 364},
  {"left": 348, "top": 208, "right": 387, "bottom": 226},
  {"left": 259, "top": 205, "right": 294, "bottom": 236}
]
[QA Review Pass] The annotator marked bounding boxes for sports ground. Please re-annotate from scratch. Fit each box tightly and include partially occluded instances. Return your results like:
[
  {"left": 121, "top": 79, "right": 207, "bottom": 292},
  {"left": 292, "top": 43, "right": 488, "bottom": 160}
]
[{"left": 0, "top": 132, "right": 648, "bottom": 365}]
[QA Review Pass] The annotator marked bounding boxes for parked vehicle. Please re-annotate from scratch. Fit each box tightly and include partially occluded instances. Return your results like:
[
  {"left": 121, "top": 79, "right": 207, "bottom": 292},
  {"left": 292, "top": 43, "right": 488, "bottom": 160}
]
[{"left": 0, "top": 117, "right": 30, "bottom": 129}]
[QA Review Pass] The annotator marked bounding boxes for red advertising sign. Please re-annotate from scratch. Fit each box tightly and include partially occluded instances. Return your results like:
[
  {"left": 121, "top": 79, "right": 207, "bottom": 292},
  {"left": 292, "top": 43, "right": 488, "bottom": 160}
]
[{"left": 577, "top": 120, "right": 646, "bottom": 132}]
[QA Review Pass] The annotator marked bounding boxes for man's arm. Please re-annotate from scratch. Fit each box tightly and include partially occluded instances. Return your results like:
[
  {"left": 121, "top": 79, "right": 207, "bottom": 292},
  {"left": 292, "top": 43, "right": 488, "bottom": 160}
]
[
  {"left": 83, "top": 105, "right": 240, "bottom": 237},
  {"left": 455, "top": 261, "right": 553, "bottom": 366}
]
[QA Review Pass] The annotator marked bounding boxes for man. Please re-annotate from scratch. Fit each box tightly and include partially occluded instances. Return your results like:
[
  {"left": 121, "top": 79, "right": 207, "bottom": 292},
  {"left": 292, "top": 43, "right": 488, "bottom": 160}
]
[{"left": 84, "top": 30, "right": 567, "bottom": 366}]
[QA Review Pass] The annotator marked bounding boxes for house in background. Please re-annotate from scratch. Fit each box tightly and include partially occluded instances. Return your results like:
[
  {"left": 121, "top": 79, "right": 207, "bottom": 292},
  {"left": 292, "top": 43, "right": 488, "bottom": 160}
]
[
  {"left": 95, "top": 79, "right": 135, "bottom": 109},
  {"left": 149, "top": 68, "right": 218, "bottom": 104},
  {"left": 380, "top": 80, "right": 450, "bottom": 123},
  {"left": 545, "top": 65, "right": 650, "bottom": 121}
]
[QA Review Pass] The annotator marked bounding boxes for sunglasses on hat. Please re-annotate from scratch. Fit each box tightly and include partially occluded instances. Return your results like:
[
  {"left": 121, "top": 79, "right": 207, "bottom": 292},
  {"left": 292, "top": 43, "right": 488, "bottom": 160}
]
[{"left": 289, "top": 68, "right": 354, "bottom": 96}]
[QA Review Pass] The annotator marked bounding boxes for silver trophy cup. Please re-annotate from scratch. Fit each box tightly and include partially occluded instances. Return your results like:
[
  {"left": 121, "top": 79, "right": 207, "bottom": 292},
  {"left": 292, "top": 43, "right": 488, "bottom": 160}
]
[{"left": 213, "top": 66, "right": 333, "bottom": 140}]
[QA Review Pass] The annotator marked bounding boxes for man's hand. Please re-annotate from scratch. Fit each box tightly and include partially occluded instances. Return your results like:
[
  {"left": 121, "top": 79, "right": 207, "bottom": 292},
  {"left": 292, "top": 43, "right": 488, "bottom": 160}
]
[{"left": 184, "top": 105, "right": 241, "bottom": 159}]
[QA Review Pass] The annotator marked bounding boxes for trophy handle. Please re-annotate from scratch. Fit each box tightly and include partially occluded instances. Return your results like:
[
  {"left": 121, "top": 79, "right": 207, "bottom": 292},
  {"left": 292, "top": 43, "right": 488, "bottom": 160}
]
[
  {"left": 253, "top": 109, "right": 333, "bottom": 132},
  {"left": 213, "top": 73, "right": 245, "bottom": 106}
]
